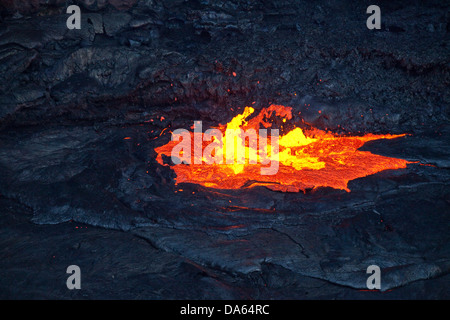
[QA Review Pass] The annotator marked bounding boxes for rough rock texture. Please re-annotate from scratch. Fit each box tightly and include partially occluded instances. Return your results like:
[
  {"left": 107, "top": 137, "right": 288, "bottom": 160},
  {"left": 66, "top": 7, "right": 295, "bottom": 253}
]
[{"left": 0, "top": 0, "right": 449, "bottom": 299}]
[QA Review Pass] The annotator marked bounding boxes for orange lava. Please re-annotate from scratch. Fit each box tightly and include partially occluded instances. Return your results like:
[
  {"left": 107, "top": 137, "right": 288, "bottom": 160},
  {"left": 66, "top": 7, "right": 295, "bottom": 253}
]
[{"left": 155, "top": 105, "right": 411, "bottom": 192}]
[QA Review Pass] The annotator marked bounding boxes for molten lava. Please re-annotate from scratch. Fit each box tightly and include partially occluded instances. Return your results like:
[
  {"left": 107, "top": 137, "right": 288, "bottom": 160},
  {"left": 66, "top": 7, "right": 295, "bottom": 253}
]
[{"left": 155, "top": 105, "right": 411, "bottom": 192}]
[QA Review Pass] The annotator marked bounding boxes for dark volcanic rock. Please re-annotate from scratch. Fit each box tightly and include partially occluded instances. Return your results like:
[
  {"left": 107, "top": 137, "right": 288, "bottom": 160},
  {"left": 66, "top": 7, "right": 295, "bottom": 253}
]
[{"left": 0, "top": 0, "right": 449, "bottom": 299}]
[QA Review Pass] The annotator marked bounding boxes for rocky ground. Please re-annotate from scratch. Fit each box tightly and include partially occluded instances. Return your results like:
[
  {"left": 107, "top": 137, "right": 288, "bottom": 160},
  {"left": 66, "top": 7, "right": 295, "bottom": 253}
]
[{"left": 0, "top": 0, "right": 449, "bottom": 299}]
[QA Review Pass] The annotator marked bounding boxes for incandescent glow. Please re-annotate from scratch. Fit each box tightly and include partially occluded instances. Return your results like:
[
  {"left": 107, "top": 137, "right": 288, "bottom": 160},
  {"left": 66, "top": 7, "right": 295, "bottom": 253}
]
[{"left": 155, "top": 105, "right": 411, "bottom": 192}]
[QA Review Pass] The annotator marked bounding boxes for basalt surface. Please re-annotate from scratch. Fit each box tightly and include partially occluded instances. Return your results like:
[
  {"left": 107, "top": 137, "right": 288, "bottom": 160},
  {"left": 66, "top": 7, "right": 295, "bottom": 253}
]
[{"left": 0, "top": 0, "right": 449, "bottom": 299}]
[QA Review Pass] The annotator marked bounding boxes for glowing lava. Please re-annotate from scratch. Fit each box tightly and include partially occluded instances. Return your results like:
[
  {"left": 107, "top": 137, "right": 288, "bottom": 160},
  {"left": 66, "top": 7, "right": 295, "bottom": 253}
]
[{"left": 155, "top": 105, "right": 411, "bottom": 192}]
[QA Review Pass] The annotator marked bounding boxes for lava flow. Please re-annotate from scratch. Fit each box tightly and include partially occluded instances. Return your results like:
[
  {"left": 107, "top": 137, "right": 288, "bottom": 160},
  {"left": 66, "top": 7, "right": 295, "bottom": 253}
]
[{"left": 155, "top": 105, "right": 411, "bottom": 192}]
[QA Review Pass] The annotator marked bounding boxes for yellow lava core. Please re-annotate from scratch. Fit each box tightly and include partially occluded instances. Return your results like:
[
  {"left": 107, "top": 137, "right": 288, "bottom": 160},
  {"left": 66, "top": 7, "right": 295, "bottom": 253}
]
[{"left": 155, "top": 105, "right": 411, "bottom": 192}]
